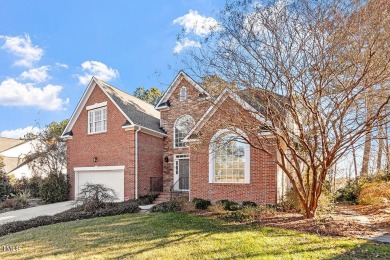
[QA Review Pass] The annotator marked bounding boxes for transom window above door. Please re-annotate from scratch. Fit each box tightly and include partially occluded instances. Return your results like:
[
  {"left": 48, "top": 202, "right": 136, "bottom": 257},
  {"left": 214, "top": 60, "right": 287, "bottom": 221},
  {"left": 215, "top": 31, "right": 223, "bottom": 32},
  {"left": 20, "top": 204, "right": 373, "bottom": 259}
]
[
  {"left": 88, "top": 107, "right": 107, "bottom": 134},
  {"left": 174, "top": 115, "right": 195, "bottom": 148}
]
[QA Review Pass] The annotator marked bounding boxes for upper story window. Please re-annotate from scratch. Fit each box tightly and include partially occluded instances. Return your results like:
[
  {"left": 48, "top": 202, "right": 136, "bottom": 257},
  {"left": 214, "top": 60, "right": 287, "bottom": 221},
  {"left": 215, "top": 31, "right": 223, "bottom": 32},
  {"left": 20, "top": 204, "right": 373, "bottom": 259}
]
[
  {"left": 174, "top": 115, "right": 195, "bottom": 148},
  {"left": 209, "top": 130, "right": 250, "bottom": 183},
  {"left": 88, "top": 107, "right": 107, "bottom": 134},
  {"left": 179, "top": 86, "right": 187, "bottom": 101}
]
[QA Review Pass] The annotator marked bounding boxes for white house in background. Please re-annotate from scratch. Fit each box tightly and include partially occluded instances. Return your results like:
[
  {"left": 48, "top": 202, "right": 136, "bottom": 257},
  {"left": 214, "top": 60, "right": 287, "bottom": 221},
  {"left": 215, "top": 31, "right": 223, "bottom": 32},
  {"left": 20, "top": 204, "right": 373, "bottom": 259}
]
[{"left": 0, "top": 137, "right": 38, "bottom": 179}]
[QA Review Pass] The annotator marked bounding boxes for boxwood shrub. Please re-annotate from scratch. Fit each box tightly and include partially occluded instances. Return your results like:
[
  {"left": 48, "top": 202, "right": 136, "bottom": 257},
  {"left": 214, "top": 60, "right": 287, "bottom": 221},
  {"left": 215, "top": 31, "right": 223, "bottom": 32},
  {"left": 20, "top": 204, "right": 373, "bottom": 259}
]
[
  {"left": 217, "top": 200, "right": 240, "bottom": 211},
  {"left": 151, "top": 201, "right": 181, "bottom": 212},
  {"left": 192, "top": 198, "right": 211, "bottom": 209}
]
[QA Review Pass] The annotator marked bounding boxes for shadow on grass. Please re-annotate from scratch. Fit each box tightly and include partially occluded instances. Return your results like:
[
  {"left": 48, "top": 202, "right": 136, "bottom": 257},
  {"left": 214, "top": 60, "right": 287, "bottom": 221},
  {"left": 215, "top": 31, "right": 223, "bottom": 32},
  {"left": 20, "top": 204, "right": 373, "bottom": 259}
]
[
  {"left": 1, "top": 212, "right": 389, "bottom": 259},
  {"left": 327, "top": 239, "right": 390, "bottom": 260}
]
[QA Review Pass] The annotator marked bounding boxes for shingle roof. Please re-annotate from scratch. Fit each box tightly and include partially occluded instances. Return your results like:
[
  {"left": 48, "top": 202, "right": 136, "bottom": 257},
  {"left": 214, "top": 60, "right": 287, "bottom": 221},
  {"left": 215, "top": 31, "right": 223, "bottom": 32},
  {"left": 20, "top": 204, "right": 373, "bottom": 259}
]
[
  {"left": 95, "top": 78, "right": 165, "bottom": 134},
  {"left": 237, "top": 89, "right": 287, "bottom": 115},
  {"left": 2, "top": 156, "right": 22, "bottom": 174},
  {"left": 0, "top": 137, "right": 25, "bottom": 153}
]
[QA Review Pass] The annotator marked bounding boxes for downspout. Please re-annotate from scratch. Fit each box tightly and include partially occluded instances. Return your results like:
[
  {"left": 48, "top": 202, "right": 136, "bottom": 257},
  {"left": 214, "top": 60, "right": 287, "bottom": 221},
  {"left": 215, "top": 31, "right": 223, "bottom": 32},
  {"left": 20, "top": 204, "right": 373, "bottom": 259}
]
[{"left": 135, "top": 126, "right": 142, "bottom": 199}]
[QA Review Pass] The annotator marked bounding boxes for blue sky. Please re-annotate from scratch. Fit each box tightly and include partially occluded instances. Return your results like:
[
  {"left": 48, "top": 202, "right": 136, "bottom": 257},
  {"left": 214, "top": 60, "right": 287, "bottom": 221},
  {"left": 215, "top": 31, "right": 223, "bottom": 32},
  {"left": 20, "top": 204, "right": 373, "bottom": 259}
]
[{"left": 0, "top": 0, "right": 225, "bottom": 138}]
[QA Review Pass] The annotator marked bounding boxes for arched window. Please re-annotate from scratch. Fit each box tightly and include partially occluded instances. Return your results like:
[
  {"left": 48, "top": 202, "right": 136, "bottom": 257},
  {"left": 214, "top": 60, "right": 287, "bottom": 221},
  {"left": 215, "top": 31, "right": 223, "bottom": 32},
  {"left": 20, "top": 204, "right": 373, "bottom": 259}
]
[
  {"left": 209, "top": 129, "right": 250, "bottom": 183},
  {"left": 179, "top": 86, "right": 187, "bottom": 101},
  {"left": 174, "top": 115, "right": 195, "bottom": 148}
]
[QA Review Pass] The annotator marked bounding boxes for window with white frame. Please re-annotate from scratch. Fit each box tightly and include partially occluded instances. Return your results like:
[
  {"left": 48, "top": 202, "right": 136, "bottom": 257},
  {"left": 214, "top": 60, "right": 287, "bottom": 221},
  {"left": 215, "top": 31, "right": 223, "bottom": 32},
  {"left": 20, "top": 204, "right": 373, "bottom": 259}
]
[
  {"left": 179, "top": 86, "right": 187, "bottom": 101},
  {"left": 174, "top": 115, "right": 195, "bottom": 148},
  {"left": 88, "top": 107, "right": 107, "bottom": 134},
  {"left": 209, "top": 130, "right": 250, "bottom": 183}
]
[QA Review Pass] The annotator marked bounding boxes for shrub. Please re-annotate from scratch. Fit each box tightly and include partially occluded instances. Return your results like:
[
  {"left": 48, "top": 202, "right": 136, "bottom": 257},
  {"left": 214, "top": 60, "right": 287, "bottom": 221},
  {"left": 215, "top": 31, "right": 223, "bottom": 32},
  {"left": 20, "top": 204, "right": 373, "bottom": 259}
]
[
  {"left": 223, "top": 207, "right": 257, "bottom": 223},
  {"left": 217, "top": 200, "right": 240, "bottom": 211},
  {"left": 335, "top": 180, "right": 360, "bottom": 204},
  {"left": 279, "top": 188, "right": 302, "bottom": 212},
  {"left": 358, "top": 181, "right": 390, "bottom": 206},
  {"left": 0, "top": 172, "right": 14, "bottom": 202},
  {"left": 137, "top": 194, "right": 158, "bottom": 205},
  {"left": 151, "top": 200, "right": 182, "bottom": 212},
  {"left": 40, "top": 173, "right": 70, "bottom": 203},
  {"left": 192, "top": 198, "right": 211, "bottom": 209},
  {"left": 76, "top": 183, "right": 118, "bottom": 211},
  {"left": 208, "top": 203, "right": 227, "bottom": 216},
  {"left": 29, "top": 175, "right": 43, "bottom": 198},
  {"left": 0, "top": 201, "right": 139, "bottom": 237},
  {"left": 242, "top": 201, "right": 257, "bottom": 208}
]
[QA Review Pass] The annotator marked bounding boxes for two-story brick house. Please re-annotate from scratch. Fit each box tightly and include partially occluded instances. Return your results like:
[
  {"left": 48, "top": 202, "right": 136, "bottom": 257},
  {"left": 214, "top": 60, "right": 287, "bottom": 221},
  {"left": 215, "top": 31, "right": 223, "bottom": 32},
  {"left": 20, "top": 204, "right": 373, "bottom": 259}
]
[{"left": 63, "top": 71, "right": 288, "bottom": 204}]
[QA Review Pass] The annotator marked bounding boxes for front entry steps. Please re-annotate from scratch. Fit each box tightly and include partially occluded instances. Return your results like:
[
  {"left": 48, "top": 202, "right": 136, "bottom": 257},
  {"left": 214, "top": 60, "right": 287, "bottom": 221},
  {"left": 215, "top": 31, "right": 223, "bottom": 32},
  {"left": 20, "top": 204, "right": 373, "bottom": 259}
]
[{"left": 152, "top": 191, "right": 189, "bottom": 204}]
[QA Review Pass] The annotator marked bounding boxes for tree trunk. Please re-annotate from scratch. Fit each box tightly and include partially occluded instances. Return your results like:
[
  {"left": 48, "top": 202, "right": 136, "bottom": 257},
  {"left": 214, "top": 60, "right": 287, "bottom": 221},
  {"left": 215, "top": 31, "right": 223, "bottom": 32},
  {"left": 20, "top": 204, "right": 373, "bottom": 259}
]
[
  {"left": 385, "top": 122, "right": 390, "bottom": 171},
  {"left": 361, "top": 100, "right": 373, "bottom": 175},
  {"left": 352, "top": 144, "right": 358, "bottom": 179},
  {"left": 377, "top": 123, "right": 384, "bottom": 173}
]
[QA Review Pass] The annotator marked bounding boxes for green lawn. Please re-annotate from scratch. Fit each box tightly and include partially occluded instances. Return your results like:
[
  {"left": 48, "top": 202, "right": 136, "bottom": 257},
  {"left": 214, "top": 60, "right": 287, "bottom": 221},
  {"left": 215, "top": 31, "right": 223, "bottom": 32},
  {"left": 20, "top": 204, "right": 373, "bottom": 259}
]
[{"left": 0, "top": 212, "right": 388, "bottom": 259}]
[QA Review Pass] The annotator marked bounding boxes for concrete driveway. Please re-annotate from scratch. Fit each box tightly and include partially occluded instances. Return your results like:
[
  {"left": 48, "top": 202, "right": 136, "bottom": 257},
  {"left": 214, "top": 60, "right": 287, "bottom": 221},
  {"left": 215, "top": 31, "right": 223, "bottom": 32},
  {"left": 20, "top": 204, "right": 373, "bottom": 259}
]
[{"left": 0, "top": 201, "right": 75, "bottom": 225}]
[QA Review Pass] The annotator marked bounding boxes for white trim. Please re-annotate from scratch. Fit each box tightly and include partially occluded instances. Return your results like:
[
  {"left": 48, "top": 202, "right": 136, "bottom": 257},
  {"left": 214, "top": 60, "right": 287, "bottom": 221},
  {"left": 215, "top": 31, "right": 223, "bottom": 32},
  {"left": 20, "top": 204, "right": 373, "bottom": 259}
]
[
  {"left": 86, "top": 101, "right": 107, "bottom": 111},
  {"left": 173, "top": 115, "right": 195, "bottom": 148},
  {"left": 179, "top": 86, "right": 187, "bottom": 101},
  {"left": 61, "top": 77, "right": 134, "bottom": 138},
  {"left": 123, "top": 124, "right": 167, "bottom": 138},
  {"left": 88, "top": 106, "right": 107, "bottom": 134},
  {"left": 208, "top": 129, "right": 250, "bottom": 184},
  {"left": 74, "top": 165, "right": 125, "bottom": 201},
  {"left": 173, "top": 154, "right": 190, "bottom": 191},
  {"left": 183, "top": 89, "right": 268, "bottom": 142},
  {"left": 155, "top": 71, "right": 211, "bottom": 109},
  {"left": 134, "top": 126, "right": 141, "bottom": 199},
  {"left": 74, "top": 166, "right": 125, "bottom": 172}
]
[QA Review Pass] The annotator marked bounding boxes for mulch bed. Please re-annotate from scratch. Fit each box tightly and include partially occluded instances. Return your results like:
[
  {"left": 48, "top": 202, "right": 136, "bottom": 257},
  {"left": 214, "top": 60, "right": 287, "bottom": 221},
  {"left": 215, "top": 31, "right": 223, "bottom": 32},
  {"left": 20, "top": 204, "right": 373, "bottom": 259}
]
[{"left": 193, "top": 204, "right": 389, "bottom": 238}]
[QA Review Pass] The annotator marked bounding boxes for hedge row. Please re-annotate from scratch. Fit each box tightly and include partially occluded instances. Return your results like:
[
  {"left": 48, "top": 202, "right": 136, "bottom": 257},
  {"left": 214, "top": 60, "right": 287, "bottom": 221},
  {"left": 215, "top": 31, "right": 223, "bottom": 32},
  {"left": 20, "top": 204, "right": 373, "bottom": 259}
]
[{"left": 0, "top": 202, "right": 139, "bottom": 237}]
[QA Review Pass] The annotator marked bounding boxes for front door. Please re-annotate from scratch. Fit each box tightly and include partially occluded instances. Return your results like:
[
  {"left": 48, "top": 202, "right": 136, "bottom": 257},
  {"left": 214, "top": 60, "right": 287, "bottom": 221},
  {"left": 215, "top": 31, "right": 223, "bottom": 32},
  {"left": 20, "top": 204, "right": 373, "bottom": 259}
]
[{"left": 174, "top": 154, "right": 189, "bottom": 191}]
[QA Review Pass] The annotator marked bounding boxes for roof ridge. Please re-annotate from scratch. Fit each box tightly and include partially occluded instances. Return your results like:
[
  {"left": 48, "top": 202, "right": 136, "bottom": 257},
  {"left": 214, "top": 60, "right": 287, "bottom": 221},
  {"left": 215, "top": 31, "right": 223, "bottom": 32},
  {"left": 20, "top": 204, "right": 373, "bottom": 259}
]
[{"left": 94, "top": 77, "right": 157, "bottom": 110}]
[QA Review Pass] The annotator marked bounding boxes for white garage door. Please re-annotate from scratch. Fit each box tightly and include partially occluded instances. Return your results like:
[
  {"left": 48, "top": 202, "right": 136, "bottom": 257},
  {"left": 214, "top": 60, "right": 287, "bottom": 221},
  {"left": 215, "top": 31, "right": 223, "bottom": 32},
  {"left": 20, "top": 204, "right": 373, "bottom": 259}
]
[{"left": 74, "top": 166, "right": 125, "bottom": 201}]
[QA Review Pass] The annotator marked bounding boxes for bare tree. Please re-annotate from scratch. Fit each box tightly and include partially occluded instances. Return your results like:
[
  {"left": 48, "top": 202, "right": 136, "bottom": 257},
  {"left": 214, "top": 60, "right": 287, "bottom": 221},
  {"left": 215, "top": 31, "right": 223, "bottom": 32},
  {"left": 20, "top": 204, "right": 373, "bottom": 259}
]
[
  {"left": 182, "top": 0, "right": 390, "bottom": 217},
  {"left": 25, "top": 120, "right": 68, "bottom": 177}
]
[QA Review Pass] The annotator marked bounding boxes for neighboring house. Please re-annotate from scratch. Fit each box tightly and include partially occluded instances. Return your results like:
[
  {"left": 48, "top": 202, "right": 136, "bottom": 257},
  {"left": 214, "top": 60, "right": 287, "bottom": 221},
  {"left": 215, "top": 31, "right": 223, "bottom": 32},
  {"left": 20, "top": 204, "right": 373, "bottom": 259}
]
[
  {"left": 0, "top": 137, "right": 36, "bottom": 179},
  {"left": 62, "top": 71, "right": 289, "bottom": 204}
]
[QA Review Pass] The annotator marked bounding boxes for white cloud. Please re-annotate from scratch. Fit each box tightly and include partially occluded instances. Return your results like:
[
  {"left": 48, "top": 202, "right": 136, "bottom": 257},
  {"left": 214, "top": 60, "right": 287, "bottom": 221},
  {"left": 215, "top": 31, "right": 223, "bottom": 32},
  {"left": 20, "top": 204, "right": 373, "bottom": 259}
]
[
  {"left": 0, "top": 78, "right": 69, "bottom": 110},
  {"left": 55, "top": 62, "right": 68, "bottom": 69},
  {"left": 173, "top": 38, "right": 201, "bottom": 53},
  {"left": 76, "top": 61, "right": 119, "bottom": 85},
  {"left": 0, "top": 34, "right": 43, "bottom": 67},
  {"left": 173, "top": 10, "right": 220, "bottom": 36},
  {"left": 0, "top": 126, "right": 40, "bottom": 139},
  {"left": 20, "top": 66, "right": 50, "bottom": 83}
]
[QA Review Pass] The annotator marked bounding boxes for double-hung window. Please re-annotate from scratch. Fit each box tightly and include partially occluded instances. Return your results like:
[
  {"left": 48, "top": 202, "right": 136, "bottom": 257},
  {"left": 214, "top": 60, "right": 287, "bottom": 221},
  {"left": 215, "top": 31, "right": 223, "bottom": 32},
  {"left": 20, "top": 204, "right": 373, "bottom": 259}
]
[{"left": 88, "top": 107, "right": 107, "bottom": 134}]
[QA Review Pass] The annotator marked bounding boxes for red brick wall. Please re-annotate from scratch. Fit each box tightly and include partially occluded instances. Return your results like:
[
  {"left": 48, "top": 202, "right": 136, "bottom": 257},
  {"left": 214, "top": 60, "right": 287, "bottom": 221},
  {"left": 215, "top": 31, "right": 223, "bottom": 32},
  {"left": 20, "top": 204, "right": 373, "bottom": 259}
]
[
  {"left": 137, "top": 131, "right": 164, "bottom": 197},
  {"left": 160, "top": 77, "right": 210, "bottom": 191},
  {"left": 67, "top": 84, "right": 136, "bottom": 200},
  {"left": 189, "top": 96, "right": 278, "bottom": 205}
]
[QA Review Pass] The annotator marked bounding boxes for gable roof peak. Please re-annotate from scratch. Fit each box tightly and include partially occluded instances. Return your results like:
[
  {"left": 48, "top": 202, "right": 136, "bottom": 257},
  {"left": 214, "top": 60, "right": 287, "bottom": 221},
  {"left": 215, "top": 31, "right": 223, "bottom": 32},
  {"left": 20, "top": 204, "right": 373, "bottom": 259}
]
[{"left": 155, "top": 70, "right": 211, "bottom": 109}]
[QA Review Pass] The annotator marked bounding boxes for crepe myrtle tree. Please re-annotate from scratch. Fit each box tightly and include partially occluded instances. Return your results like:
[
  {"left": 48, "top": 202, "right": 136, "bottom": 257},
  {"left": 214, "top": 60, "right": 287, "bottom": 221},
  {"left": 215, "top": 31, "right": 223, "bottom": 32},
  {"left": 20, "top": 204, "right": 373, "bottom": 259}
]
[{"left": 181, "top": 0, "right": 390, "bottom": 218}]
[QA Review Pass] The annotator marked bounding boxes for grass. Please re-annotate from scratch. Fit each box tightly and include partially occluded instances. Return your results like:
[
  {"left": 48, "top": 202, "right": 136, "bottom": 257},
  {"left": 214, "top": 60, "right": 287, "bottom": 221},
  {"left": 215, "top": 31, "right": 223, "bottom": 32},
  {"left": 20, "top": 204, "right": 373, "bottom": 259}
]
[{"left": 0, "top": 212, "right": 389, "bottom": 259}]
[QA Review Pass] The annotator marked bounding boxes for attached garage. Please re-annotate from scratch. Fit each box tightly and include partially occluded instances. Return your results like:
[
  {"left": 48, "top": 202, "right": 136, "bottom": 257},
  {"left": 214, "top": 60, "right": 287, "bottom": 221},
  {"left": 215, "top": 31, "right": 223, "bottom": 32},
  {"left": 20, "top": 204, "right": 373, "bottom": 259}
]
[{"left": 74, "top": 166, "right": 125, "bottom": 201}]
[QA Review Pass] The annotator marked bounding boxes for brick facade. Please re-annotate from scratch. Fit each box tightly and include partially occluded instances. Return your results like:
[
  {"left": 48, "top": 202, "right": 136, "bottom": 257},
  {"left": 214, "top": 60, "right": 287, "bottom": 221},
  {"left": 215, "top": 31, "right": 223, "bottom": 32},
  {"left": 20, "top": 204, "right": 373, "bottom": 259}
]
[
  {"left": 66, "top": 83, "right": 163, "bottom": 200},
  {"left": 188, "top": 96, "right": 278, "bottom": 205},
  {"left": 67, "top": 73, "right": 280, "bottom": 204},
  {"left": 159, "top": 78, "right": 210, "bottom": 191},
  {"left": 137, "top": 131, "right": 164, "bottom": 196}
]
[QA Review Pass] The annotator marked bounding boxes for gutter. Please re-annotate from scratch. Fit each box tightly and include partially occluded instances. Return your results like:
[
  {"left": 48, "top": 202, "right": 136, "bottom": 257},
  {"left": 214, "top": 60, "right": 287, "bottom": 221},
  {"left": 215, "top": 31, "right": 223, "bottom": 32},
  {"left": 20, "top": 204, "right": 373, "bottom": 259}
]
[{"left": 134, "top": 126, "right": 141, "bottom": 199}]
